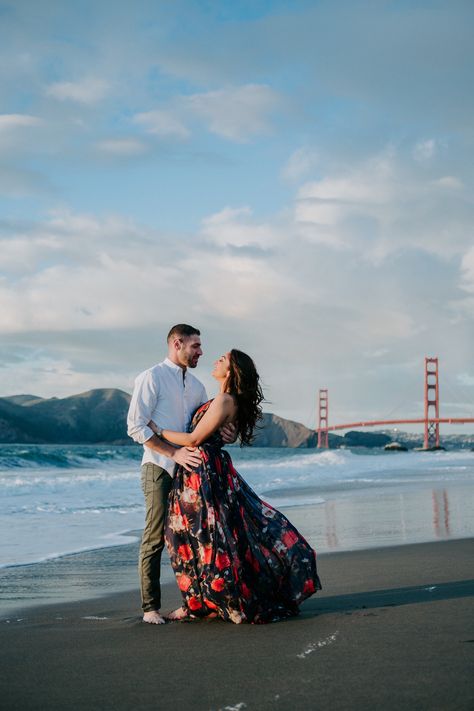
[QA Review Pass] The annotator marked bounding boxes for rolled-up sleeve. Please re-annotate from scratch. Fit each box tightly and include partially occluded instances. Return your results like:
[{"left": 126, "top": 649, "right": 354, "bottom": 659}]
[{"left": 127, "top": 370, "right": 158, "bottom": 444}]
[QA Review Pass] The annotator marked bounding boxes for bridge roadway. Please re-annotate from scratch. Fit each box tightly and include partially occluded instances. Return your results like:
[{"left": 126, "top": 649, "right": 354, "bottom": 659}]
[{"left": 319, "top": 417, "right": 474, "bottom": 432}]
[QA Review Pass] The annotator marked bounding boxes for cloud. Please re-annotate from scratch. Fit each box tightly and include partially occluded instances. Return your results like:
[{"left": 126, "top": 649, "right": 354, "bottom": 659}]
[
  {"left": 432, "top": 176, "right": 463, "bottom": 190},
  {"left": 133, "top": 109, "right": 190, "bottom": 139},
  {"left": 133, "top": 84, "right": 280, "bottom": 143},
  {"left": 0, "top": 206, "right": 286, "bottom": 332},
  {"left": 413, "top": 139, "right": 437, "bottom": 161},
  {"left": 96, "top": 138, "right": 147, "bottom": 155},
  {"left": 0, "top": 210, "right": 178, "bottom": 333},
  {"left": 0, "top": 114, "right": 41, "bottom": 130},
  {"left": 460, "top": 246, "right": 474, "bottom": 294},
  {"left": 293, "top": 146, "right": 473, "bottom": 260},
  {"left": 201, "top": 206, "right": 279, "bottom": 249},
  {"left": 182, "top": 252, "right": 283, "bottom": 319},
  {"left": 0, "top": 165, "right": 53, "bottom": 197},
  {"left": 282, "top": 147, "right": 319, "bottom": 183},
  {"left": 183, "top": 84, "right": 279, "bottom": 142},
  {"left": 150, "top": 2, "right": 474, "bottom": 145},
  {"left": 45, "top": 78, "right": 110, "bottom": 104}
]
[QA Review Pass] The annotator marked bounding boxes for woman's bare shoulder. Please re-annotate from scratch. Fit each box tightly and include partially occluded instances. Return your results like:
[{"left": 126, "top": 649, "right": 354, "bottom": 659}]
[
  {"left": 213, "top": 392, "right": 235, "bottom": 407},
  {"left": 211, "top": 393, "right": 237, "bottom": 415}
]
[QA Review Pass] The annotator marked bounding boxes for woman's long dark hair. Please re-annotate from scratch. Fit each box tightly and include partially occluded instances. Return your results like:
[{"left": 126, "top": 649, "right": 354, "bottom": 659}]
[{"left": 225, "top": 349, "right": 264, "bottom": 446}]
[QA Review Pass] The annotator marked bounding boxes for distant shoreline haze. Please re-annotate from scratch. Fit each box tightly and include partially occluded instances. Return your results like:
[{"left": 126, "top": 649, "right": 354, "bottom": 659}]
[{"left": 0, "top": 390, "right": 473, "bottom": 448}]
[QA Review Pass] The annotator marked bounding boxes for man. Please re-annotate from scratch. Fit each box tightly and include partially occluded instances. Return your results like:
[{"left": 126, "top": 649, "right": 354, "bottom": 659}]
[{"left": 127, "top": 324, "right": 234, "bottom": 624}]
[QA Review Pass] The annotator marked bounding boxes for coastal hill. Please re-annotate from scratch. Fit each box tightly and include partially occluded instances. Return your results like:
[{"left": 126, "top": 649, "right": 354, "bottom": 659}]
[
  {"left": 0, "top": 389, "right": 131, "bottom": 444},
  {"left": 4, "top": 388, "right": 471, "bottom": 448}
]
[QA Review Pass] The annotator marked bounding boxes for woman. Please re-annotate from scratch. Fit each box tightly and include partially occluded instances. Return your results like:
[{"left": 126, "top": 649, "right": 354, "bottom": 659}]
[{"left": 149, "top": 349, "right": 321, "bottom": 624}]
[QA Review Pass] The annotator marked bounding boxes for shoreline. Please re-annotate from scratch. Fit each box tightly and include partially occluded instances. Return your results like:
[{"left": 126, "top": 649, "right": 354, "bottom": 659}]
[
  {"left": 2, "top": 515, "right": 473, "bottom": 617},
  {"left": 1, "top": 536, "right": 473, "bottom": 620},
  {"left": 1, "top": 538, "right": 473, "bottom": 710}
]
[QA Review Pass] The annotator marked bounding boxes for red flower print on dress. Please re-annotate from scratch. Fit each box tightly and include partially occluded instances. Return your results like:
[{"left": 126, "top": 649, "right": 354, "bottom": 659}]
[
  {"left": 177, "top": 574, "right": 192, "bottom": 592},
  {"left": 199, "top": 544, "right": 213, "bottom": 565},
  {"left": 211, "top": 577, "right": 225, "bottom": 592},
  {"left": 178, "top": 544, "right": 193, "bottom": 562},
  {"left": 180, "top": 487, "right": 199, "bottom": 505},
  {"left": 188, "top": 596, "right": 202, "bottom": 611},
  {"left": 303, "top": 579, "right": 316, "bottom": 594},
  {"left": 187, "top": 472, "right": 201, "bottom": 491},
  {"left": 215, "top": 552, "right": 231, "bottom": 570},
  {"left": 282, "top": 529, "right": 299, "bottom": 549},
  {"left": 204, "top": 598, "right": 218, "bottom": 610},
  {"left": 168, "top": 512, "right": 189, "bottom": 533}
]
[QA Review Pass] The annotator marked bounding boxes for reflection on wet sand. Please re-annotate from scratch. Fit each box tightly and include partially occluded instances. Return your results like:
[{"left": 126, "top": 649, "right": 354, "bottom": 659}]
[
  {"left": 432, "top": 489, "right": 450, "bottom": 538},
  {"left": 299, "top": 483, "right": 472, "bottom": 554},
  {"left": 324, "top": 501, "right": 339, "bottom": 549}
]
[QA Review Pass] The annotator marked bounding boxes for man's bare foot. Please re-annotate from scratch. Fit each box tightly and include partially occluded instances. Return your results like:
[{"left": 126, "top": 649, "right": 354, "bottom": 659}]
[
  {"left": 166, "top": 607, "right": 189, "bottom": 621},
  {"left": 143, "top": 610, "right": 166, "bottom": 625}
]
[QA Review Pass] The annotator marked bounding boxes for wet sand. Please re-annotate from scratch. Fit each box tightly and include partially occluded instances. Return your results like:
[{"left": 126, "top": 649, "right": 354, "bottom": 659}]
[{"left": 1, "top": 538, "right": 473, "bottom": 710}]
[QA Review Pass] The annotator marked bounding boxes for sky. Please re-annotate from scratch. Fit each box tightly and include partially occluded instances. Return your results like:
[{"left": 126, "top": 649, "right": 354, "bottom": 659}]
[{"left": 1, "top": 0, "right": 473, "bottom": 431}]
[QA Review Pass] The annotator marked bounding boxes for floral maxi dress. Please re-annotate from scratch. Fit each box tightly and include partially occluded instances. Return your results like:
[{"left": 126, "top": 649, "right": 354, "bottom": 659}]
[{"left": 165, "top": 401, "right": 322, "bottom": 624}]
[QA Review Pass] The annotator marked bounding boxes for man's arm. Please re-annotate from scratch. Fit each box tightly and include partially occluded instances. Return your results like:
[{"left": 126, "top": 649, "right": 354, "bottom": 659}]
[
  {"left": 127, "top": 370, "right": 201, "bottom": 471},
  {"left": 127, "top": 370, "right": 160, "bottom": 445}
]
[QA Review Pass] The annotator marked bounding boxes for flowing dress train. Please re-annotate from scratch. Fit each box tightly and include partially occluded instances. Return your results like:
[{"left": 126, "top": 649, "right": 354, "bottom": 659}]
[{"left": 165, "top": 401, "right": 322, "bottom": 624}]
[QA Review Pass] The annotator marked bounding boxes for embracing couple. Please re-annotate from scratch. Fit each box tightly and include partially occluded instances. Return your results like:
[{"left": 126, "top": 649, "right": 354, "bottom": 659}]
[{"left": 127, "top": 324, "right": 321, "bottom": 625}]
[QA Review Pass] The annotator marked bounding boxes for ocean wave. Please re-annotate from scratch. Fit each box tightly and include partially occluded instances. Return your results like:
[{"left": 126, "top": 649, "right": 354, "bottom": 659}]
[
  {"left": 6, "top": 502, "right": 144, "bottom": 516},
  {"left": 236, "top": 449, "right": 347, "bottom": 470},
  {"left": 0, "top": 444, "right": 141, "bottom": 470},
  {"left": 0, "top": 469, "right": 139, "bottom": 488}
]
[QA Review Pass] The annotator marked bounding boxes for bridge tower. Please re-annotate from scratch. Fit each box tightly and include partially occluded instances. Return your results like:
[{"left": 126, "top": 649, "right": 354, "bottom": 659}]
[
  {"left": 318, "top": 389, "right": 329, "bottom": 448},
  {"left": 424, "top": 357, "right": 440, "bottom": 449}
]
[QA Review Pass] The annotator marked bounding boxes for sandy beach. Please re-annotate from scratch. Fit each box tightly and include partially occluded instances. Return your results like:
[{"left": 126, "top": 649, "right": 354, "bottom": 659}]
[{"left": 1, "top": 537, "right": 473, "bottom": 711}]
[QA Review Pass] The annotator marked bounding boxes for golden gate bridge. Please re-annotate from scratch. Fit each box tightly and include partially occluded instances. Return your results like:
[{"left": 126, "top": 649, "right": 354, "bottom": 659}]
[{"left": 317, "top": 357, "right": 474, "bottom": 449}]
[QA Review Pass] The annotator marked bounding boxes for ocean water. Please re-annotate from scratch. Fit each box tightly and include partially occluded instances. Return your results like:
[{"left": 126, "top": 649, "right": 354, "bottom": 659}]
[{"left": 1, "top": 444, "right": 474, "bottom": 569}]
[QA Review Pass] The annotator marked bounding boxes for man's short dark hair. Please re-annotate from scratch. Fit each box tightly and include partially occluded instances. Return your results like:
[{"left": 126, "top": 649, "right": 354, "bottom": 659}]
[{"left": 167, "top": 324, "right": 201, "bottom": 342}]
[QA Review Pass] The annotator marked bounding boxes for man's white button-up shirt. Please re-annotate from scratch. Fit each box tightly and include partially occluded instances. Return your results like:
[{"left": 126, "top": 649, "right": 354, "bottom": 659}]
[{"left": 127, "top": 358, "right": 208, "bottom": 476}]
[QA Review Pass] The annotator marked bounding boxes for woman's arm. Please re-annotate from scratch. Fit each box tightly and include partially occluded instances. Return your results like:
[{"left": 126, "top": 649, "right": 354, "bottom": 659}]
[{"left": 154, "top": 394, "right": 237, "bottom": 447}]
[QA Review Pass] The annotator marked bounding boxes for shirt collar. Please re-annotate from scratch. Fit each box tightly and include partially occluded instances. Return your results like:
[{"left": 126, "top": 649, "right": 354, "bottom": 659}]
[{"left": 164, "top": 357, "right": 186, "bottom": 376}]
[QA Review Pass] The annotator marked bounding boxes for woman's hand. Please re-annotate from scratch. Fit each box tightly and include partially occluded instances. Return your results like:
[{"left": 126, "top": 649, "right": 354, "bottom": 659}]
[{"left": 220, "top": 421, "right": 237, "bottom": 444}]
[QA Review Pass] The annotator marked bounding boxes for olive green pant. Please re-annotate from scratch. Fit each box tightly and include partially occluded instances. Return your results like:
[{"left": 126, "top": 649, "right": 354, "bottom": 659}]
[{"left": 139, "top": 463, "right": 173, "bottom": 612}]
